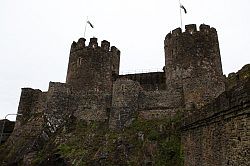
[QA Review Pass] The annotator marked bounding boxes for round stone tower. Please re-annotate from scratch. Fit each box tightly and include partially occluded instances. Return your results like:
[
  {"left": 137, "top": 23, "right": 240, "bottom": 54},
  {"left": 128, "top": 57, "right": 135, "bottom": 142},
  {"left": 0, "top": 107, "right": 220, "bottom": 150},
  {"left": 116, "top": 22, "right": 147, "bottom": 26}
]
[
  {"left": 66, "top": 38, "right": 120, "bottom": 93},
  {"left": 164, "top": 24, "right": 225, "bottom": 109}
]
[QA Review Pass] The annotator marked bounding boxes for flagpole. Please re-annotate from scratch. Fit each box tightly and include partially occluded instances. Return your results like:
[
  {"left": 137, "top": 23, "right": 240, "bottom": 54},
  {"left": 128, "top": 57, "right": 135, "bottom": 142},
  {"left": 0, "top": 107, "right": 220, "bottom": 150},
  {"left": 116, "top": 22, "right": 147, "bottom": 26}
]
[
  {"left": 84, "top": 16, "right": 88, "bottom": 38},
  {"left": 179, "top": 0, "right": 183, "bottom": 29}
]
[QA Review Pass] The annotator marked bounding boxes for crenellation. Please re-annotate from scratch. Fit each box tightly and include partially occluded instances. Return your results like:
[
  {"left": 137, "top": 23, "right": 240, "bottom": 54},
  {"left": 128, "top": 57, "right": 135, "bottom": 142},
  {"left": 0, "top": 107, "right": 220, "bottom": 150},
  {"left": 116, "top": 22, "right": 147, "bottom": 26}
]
[
  {"left": 165, "top": 24, "right": 218, "bottom": 41},
  {"left": 4, "top": 23, "right": 249, "bottom": 165},
  {"left": 88, "top": 37, "right": 98, "bottom": 48},
  {"left": 165, "top": 32, "right": 172, "bottom": 41},
  {"left": 164, "top": 23, "right": 225, "bottom": 109},
  {"left": 66, "top": 37, "right": 120, "bottom": 92},
  {"left": 101, "top": 40, "right": 110, "bottom": 51},
  {"left": 172, "top": 27, "right": 182, "bottom": 36},
  {"left": 70, "top": 38, "right": 87, "bottom": 53},
  {"left": 77, "top": 38, "right": 86, "bottom": 48},
  {"left": 111, "top": 46, "right": 117, "bottom": 52},
  {"left": 185, "top": 24, "right": 197, "bottom": 34},
  {"left": 199, "top": 24, "right": 210, "bottom": 32},
  {"left": 210, "top": 27, "right": 217, "bottom": 35},
  {"left": 70, "top": 37, "right": 120, "bottom": 55},
  {"left": 111, "top": 46, "right": 119, "bottom": 54},
  {"left": 70, "top": 41, "right": 77, "bottom": 52}
]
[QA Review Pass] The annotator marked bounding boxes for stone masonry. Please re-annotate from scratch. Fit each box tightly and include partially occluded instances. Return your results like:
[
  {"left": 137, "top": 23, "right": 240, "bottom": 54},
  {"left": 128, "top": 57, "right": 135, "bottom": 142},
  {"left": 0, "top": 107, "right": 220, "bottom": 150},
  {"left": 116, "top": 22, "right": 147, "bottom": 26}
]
[
  {"left": 2, "top": 24, "right": 249, "bottom": 165},
  {"left": 165, "top": 24, "right": 225, "bottom": 109},
  {"left": 181, "top": 78, "right": 250, "bottom": 166},
  {"left": 0, "top": 120, "right": 15, "bottom": 144},
  {"left": 14, "top": 24, "right": 225, "bottom": 130}
]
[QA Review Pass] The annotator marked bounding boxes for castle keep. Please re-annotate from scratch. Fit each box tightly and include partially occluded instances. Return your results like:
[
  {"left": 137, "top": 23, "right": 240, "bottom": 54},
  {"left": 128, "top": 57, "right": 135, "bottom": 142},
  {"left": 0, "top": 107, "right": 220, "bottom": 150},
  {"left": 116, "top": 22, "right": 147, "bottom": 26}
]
[{"left": 1, "top": 24, "right": 249, "bottom": 165}]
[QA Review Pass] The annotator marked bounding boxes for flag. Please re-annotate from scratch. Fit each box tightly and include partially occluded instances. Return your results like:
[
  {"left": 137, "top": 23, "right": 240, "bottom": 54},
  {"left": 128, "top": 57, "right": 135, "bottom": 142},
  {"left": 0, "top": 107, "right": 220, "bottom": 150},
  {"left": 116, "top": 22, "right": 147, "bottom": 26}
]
[
  {"left": 180, "top": 4, "right": 187, "bottom": 14},
  {"left": 87, "top": 20, "right": 94, "bottom": 28}
]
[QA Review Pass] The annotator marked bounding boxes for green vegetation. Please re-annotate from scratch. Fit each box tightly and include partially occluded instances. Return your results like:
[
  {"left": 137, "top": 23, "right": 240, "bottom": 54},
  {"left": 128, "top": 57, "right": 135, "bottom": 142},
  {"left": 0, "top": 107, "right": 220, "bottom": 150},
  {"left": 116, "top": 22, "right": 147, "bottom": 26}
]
[
  {"left": 35, "top": 113, "right": 184, "bottom": 165},
  {"left": 14, "top": 113, "right": 184, "bottom": 165}
]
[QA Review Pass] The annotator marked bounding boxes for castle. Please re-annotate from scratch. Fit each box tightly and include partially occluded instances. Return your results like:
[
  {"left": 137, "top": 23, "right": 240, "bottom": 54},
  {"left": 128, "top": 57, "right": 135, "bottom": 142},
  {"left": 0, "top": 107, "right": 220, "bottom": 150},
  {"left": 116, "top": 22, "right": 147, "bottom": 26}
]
[
  {"left": 1, "top": 24, "right": 249, "bottom": 165},
  {"left": 17, "top": 24, "right": 225, "bottom": 129}
]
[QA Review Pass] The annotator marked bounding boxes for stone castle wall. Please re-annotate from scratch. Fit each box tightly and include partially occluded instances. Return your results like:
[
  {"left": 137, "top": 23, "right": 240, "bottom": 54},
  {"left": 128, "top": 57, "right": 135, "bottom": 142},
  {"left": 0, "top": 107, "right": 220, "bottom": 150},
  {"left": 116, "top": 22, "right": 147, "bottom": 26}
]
[
  {"left": 164, "top": 24, "right": 225, "bottom": 109},
  {"left": 66, "top": 38, "right": 120, "bottom": 93},
  {"left": 15, "top": 88, "right": 47, "bottom": 130},
  {"left": 45, "top": 82, "right": 73, "bottom": 133},
  {"left": 6, "top": 23, "right": 249, "bottom": 165},
  {"left": 138, "top": 89, "right": 184, "bottom": 120},
  {"left": 181, "top": 78, "right": 250, "bottom": 166},
  {"left": 73, "top": 91, "right": 111, "bottom": 122},
  {"left": 119, "top": 72, "right": 166, "bottom": 91},
  {"left": 109, "top": 79, "right": 142, "bottom": 129},
  {"left": 0, "top": 120, "right": 15, "bottom": 144},
  {"left": 226, "top": 64, "right": 250, "bottom": 90},
  {"left": 13, "top": 24, "right": 228, "bottom": 131}
]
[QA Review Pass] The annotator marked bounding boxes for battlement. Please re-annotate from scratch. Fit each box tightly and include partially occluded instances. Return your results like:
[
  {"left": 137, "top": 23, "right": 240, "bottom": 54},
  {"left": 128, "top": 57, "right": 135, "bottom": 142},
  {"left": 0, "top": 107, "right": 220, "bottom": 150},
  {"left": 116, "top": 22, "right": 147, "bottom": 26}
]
[
  {"left": 164, "top": 24, "right": 224, "bottom": 109},
  {"left": 66, "top": 37, "right": 120, "bottom": 92},
  {"left": 70, "top": 37, "right": 120, "bottom": 55},
  {"left": 226, "top": 64, "right": 250, "bottom": 90},
  {"left": 20, "top": 88, "right": 42, "bottom": 96},
  {"left": 165, "top": 24, "right": 217, "bottom": 41},
  {"left": 4, "top": 23, "right": 250, "bottom": 165}
]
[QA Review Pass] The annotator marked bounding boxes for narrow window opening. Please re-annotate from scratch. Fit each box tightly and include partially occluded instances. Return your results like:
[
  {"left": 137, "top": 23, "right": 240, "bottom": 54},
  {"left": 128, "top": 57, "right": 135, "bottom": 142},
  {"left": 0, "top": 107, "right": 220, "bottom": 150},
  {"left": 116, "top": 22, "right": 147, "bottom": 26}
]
[{"left": 77, "top": 57, "right": 82, "bottom": 67}]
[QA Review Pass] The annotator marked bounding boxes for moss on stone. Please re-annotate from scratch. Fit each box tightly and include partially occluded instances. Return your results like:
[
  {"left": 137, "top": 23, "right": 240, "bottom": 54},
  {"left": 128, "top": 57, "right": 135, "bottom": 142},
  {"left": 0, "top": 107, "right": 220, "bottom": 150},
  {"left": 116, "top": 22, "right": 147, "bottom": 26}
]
[{"left": 42, "top": 113, "right": 184, "bottom": 165}]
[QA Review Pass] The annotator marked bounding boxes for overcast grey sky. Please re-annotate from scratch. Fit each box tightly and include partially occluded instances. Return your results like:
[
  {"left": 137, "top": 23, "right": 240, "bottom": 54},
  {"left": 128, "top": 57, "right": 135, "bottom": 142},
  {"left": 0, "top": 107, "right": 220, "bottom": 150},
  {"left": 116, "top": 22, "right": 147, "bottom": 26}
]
[{"left": 1, "top": 0, "right": 250, "bottom": 120}]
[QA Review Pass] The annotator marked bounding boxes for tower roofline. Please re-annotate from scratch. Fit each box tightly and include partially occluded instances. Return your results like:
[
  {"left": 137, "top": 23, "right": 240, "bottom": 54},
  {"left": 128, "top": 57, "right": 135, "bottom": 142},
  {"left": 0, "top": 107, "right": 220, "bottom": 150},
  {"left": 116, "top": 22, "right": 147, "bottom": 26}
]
[
  {"left": 70, "top": 37, "right": 120, "bottom": 54},
  {"left": 165, "top": 24, "right": 217, "bottom": 41}
]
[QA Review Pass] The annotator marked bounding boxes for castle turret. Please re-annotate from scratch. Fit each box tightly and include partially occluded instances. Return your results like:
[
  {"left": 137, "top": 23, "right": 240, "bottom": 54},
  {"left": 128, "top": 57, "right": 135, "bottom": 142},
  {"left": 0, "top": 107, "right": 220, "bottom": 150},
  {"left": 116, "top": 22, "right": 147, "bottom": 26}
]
[
  {"left": 66, "top": 38, "right": 120, "bottom": 93},
  {"left": 164, "top": 24, "right": 225, "bottom": 109}
]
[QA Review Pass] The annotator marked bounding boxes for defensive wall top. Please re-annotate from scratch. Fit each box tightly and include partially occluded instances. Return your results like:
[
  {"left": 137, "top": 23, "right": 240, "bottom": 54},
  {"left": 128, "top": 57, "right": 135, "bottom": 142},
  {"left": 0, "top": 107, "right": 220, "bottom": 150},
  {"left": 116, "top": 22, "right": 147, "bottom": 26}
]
[
  {"left": 165, "top": 24, "right": 217, "bottom": 41},
  {"left": 70, "top": 37, "right": 120, "bottom": 55}
]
